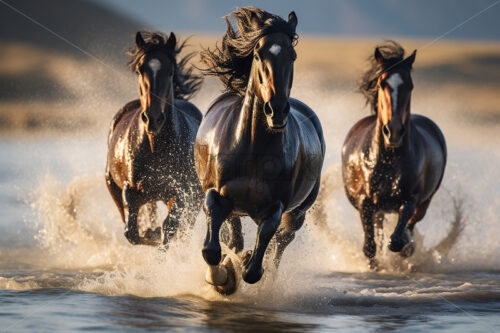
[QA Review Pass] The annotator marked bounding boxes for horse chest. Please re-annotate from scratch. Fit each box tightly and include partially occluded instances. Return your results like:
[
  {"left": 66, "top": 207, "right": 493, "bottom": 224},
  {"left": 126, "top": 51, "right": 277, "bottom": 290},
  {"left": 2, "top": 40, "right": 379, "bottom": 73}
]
[
  {"left": 132, "top": 143, "right": 192, "bottom": 194},
  {"left": 367, "top": 157, "right": 403, "bottom": 206},
  {"left": 218, "top": 152, "right": 296, "bottom": 215}
]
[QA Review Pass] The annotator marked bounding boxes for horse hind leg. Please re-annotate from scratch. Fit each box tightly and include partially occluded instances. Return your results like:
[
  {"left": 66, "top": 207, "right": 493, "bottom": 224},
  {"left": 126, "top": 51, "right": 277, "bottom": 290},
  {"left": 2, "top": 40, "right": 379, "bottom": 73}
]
[
  {"left": 105, "top": 171, "right": 125, "bottom": 222},
  {"left": 272, "top": 210, "right": 305, "bottom": 270},
  {"left": 226, "top": 216, "right": 244, "bottom": 253},
  {"left": 142, "top": 202, "right": 162, "bottom": 245}
]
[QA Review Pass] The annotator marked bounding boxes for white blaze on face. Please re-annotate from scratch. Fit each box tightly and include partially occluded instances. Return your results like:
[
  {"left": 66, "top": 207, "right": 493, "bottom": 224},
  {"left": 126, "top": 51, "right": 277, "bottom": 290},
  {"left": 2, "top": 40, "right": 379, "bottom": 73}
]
[
  {"left": 148, "top": 58, "right": 161, "bottom": 87},
  {"left": 269, "top": 43, "right": 281, "bottom": 56},
  {"left": 386, "top": 73, "right": 403, "bottom": 112}
]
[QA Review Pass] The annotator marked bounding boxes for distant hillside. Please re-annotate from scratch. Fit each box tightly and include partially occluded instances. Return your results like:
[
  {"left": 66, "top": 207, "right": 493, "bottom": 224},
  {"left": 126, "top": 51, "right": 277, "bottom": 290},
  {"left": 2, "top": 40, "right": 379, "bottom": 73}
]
[{"left": 0, "top": 0, "right": 145, "bottom": 63}]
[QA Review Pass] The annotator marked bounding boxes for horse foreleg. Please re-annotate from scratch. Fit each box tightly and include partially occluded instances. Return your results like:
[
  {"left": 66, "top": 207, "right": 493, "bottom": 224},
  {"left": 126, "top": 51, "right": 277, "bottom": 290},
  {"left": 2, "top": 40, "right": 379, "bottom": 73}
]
[
  {"left": 226, "top": 216, "right": 244, "bottom": 253},
  {"left": 202, "top": 189, "right": 233, "bottom": 266},
  {"left": 122, "top": 183, "right": 143, "bottom": 245},
  {"left": 161, "top": 194, "right": 201, "bottom": 246},
  {"left": 360, "top": 200, "right": 377, "bottom": 266},
  {"left": 161, "top": 197, "right": 182, "bottom": 246},
  {"left": 273, "top": 210, "right": 305, "bottom": 269},
  {"left": 389, "top": 196, "right": 418, "bottom": 253},
  {"left": 242, "top": 202, "right": 283, "bottom": 284}
]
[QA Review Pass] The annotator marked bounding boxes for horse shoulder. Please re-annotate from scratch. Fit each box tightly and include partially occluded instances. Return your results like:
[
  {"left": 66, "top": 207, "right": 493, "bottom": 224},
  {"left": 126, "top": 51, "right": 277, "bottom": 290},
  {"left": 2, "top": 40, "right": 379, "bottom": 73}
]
[
  {"left": 205, "top": 93, "right": 242, "bottom": 118},
  {"left": 342, "top": 115, "right": 377, "bottom": 156},
  {"left": 175, "top": 99, "right": 202, "bottom": 124},
  {"left": 289, "top": 98, "right": 325, "bottom": 155},
  {"left": 108, "top": 100, "right": 141, "bottom": 146},
  {"left": 411, "top": 114, "right": 447, "bottom": 159}
]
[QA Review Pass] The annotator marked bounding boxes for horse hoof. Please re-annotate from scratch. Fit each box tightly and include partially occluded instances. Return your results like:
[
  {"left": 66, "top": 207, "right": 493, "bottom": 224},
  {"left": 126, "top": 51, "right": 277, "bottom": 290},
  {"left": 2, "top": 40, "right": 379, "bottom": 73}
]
[
  {"left": 241, "top": 250, "right": 252, "bottom": 266},
  {"left": 389, "top": 230, "right": 412, "bottom": 253},
  {"left": 363, "top": 241, "right": 376, "bottom": 259},
  {"left": 202, "top": 243, "right": 222, "bottom": 265},
  {"left": 388, "top": 236, "right": 406, "bottom": 252},
  {"left": 144, "top": 227, "right": 161, "bottom": 241},
  {"left": 124, "top": 228, "right": 140, "bottom": 245},
  {"left": 369, "top": 258, "right": 379, "bottom": 271},
  {"left": 400, "top": 241, "right": 415, "bottom": 258},
  {"left": 242, "top": 265, "right": 264, "bottom": 284},
  {"left": 208, "top": 257, "right": 237, "bottom": 296}
]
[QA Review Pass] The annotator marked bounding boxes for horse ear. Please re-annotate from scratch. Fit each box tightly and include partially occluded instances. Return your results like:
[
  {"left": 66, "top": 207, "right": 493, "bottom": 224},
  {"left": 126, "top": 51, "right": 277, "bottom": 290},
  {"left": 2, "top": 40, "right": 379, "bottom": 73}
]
[
  {"left": 374, "top": 47, "right": 384, "bottom": 65},
  {"left": 406, "top": 50, "right": 417, "bottom": 67},
  {"left": 136, "top": 31, "right": 146, "bottom": 49},
  {"left": 288, "top": 11, "right": 298, "bottom": 31},
  {"left": 166, "top": 32, "right": 176, "bottom": 50}
]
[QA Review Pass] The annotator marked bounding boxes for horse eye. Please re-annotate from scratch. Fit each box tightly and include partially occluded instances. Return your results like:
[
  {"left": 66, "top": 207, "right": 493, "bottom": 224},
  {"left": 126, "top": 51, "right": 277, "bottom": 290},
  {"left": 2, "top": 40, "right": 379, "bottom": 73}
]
[
  {"left": 379, "top": 81, "right": 387, "bottom": 89},
  {"left": 254, "top": 53, "right": 259, "bottom": 61}
]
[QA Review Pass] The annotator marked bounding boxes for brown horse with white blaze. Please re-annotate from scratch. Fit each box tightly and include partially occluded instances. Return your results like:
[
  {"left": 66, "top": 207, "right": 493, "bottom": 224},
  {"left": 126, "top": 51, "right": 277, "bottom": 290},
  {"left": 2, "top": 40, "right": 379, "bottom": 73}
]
[
  {"left": 195, "top": 7, "right": 325, "bottom": 294},
  {"left": 342, "top": 41, "right": 447, "bottom": 268},
  {"left": 106, "top": 31, "right": 203, "bottom": 246}
]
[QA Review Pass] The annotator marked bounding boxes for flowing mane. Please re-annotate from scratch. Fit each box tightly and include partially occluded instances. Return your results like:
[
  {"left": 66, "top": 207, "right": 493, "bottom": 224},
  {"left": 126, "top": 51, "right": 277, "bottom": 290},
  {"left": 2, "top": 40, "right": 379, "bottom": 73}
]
[
  {"left": 127, "top": 31, "right": 202, "bottom": 100},
  {"left": 200, "top": 6, "right": 298, "bottom": 97},
  {"left": 358, "top": 40, "right": 407, "bottom": 113}
]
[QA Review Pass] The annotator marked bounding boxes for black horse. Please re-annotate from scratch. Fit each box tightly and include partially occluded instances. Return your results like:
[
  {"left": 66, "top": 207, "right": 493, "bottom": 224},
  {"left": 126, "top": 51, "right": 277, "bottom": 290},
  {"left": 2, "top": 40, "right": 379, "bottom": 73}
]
[
  {"left": 342, "top": 41, "right": 447, "bottom": 268},
  {"left": 106, "top": 31, "right": 204, "bottom": 246},
  {"left": 195, "top": 7, "right": 325, "bottom": 294}
]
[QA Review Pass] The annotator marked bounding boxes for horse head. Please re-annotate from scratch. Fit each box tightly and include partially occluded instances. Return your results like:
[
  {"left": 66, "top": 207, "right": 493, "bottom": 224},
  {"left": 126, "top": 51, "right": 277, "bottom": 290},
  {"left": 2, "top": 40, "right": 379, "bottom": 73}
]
[
  {"left": 375, "top": 48, "right": 416, "bottom": 149},
  {"left": 134, "top": 31, "right": 177, "bottom": 152},
  {"left": 251, "top": 12, "right": 297, "bottom": 132}
]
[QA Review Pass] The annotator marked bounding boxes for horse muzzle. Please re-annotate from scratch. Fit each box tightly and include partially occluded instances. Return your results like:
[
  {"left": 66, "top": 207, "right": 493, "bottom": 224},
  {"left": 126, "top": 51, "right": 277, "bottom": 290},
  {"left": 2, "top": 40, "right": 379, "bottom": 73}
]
[
  {"left": 264, "top": 101, "right": 290, "bottom": 131},
  {"left": 383, "top": 124, "right": 405, "bottom": 149},
  {"left": 142, "top": 111, "right": 165, "bottom": 153}
]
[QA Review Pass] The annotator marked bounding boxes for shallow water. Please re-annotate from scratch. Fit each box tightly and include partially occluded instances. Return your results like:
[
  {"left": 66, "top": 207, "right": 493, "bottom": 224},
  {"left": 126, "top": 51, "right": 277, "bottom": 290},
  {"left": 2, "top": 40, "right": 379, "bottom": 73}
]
[{"left": 1, "top": 82, "right": 500, "bottom": 331}]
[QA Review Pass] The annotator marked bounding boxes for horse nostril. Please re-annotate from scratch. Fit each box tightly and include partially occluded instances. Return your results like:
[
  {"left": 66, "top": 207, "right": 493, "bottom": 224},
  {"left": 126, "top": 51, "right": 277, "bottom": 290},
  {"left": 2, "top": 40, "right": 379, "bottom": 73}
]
[
  {"left": 383, "top": 124, "right": 390, "bottom": 137},
  {"left": 141, "top": 112, "right": 148, "bottom": 124},
  {"left": 264, "top": 102, "right": 273, "bottom": 117}
]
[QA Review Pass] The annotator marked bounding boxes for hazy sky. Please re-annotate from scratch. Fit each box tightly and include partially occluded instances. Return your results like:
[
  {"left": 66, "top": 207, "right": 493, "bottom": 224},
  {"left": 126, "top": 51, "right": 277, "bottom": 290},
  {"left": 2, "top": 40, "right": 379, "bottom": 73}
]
[{"left": 95, "top": 0, "right": 500, "bottom": 40}]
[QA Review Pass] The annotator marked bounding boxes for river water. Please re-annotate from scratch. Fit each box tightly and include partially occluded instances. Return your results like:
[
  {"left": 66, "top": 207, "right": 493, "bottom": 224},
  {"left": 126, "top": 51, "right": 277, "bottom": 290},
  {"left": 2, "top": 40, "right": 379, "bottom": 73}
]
[{"left": 0, "top": 83, "right": 499, "bottom": 332}]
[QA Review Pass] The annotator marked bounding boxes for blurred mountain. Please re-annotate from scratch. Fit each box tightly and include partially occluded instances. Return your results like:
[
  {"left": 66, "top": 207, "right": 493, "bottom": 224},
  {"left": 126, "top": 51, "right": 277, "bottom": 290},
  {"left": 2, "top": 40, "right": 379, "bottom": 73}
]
[
  {"left": 0, "top": 0, "right": 145, "bottom": 63},
  {"left": 98, "top": 0, "right": 500, "bottom": 40}
]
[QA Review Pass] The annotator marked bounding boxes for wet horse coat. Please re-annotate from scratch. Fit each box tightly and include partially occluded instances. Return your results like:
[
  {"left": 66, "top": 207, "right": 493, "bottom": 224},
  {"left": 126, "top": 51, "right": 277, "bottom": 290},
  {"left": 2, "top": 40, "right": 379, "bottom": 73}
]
[
  {"left": 196, "top": 7, "right": 325, "bottom": 292},
  {"left": 342, "top": 41, "right": 447, "bottom": 266},
  {"left": 106, "top": 31, "right": 203, "bottom": 246}
]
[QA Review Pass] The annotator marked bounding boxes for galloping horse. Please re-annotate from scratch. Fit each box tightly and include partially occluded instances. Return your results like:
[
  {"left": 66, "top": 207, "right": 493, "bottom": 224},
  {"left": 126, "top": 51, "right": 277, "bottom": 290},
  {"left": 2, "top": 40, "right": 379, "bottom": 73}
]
[
  {"left": 106, "top": 31, "right": 204, "bottom": 246},
  {"left": 195, "top": 7, "right": 325, "bottom": 294},
  {"left": 342, "top": 41, "right": 447, "bottom": 267}
]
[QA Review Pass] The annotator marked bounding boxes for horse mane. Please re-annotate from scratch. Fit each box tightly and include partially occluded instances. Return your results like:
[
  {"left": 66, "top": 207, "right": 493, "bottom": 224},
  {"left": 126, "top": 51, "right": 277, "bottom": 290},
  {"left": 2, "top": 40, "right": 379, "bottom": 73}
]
[
  {"left": 200, "top": 6, "right": 298, "bottom": 97},
  {"left": 358, "top": 40, "right": 408, "bottom": 113},
  {"left": 127, "top": 31, "right": 202, "bottom": 100}
]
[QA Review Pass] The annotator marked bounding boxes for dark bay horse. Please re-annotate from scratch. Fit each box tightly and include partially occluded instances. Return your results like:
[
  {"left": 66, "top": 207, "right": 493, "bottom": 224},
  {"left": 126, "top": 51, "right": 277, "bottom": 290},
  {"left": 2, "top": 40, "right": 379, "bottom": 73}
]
[
  {"left": 195, "top": 7, "right": 325, "bottom": 294},
  {"left": 342, "top": 41, "right": 447, "bottom": 268},
  {"left": 106, "top": 31, "right": 204, "bottom": 246}
]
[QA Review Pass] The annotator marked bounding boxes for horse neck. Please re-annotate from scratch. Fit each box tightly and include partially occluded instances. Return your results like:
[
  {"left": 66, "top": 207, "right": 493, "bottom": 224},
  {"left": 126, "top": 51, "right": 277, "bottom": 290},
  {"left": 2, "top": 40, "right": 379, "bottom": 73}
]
[
  {"left": 373, "top": 99, "right": 413, "bottom": 159},
  {"left": 158, "top": 85, "right": 179, "bottom": 137},
  {"left": 234, "top": 75, "right": 283, "bottom": 150}
]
